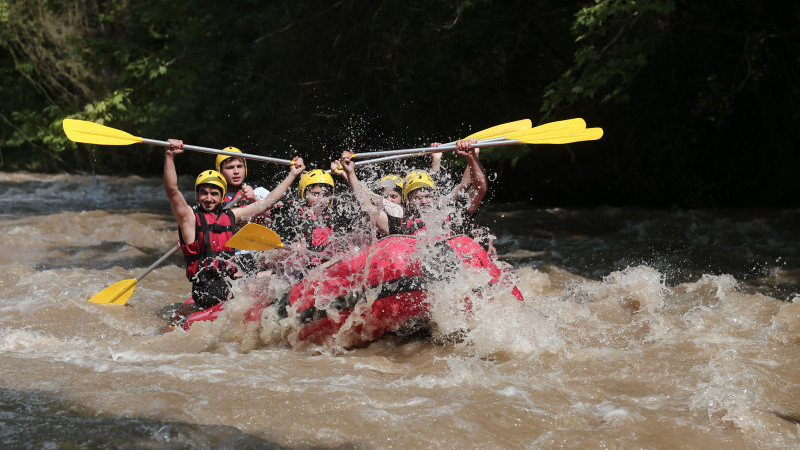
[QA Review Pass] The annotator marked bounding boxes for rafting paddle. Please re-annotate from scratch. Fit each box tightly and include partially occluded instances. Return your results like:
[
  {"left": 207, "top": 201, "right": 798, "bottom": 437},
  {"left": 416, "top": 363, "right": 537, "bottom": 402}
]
[
  {"left": 62, "top": 119, "right": 294, "bottom": 166},
  {"left": 87, "top": 193, "right": 245, "bottom": 305},
  {"left": 328, "top": 118, "right": 533, "bottom": 173},
  {"left": 352, "top": 118, "right": 589, "bottom": 159},
  {"left": 88, "top": 246, "right": 180, "bottom": 305},
  {"left": 226, "top": 223, "right": 330, "bottom": 260},
  {"left": 348, "top": 119, "right": 534, "bottom": 160},
  {"left": 350, "top": 121, "right": 602, "bottom": 167}
]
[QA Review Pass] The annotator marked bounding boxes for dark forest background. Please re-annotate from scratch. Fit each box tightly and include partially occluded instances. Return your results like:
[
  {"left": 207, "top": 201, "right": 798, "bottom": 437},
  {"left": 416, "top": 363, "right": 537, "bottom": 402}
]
[{"left": 1, "top": 0, "right": 798, "bottom": 208}]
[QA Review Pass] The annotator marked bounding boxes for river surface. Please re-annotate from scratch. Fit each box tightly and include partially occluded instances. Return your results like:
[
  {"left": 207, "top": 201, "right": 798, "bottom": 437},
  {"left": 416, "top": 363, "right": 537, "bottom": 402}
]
[{"left": 1, "top": 171, "right": 800, "bottom": 448}]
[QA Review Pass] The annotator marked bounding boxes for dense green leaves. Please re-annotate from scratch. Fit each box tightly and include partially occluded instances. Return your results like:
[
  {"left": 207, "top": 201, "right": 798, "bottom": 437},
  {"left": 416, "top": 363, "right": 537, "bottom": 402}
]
[{"left": 0, "top": 0, "right": 798, "bottom": 206}]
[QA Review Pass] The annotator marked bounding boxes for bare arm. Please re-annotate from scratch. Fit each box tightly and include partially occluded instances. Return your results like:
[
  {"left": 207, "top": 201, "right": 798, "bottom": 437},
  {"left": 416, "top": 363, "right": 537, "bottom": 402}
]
[
  {"left": 456, "top": 140, "right": 487, "bottom": 215},
  {"left": 233, "top": 157, "right": 305, "bottom": 223},
  {"left": 338, "top": 151, "right": 382, "bottom": 212},
  {"left": 337, "top": 151, "right": 390, "bottom": 235},
  {"left": 163, "top": 140, "right": 197, "bottom": 243},
  {"left": 430, "top": 151, "right": 443, "bottom": 173}
]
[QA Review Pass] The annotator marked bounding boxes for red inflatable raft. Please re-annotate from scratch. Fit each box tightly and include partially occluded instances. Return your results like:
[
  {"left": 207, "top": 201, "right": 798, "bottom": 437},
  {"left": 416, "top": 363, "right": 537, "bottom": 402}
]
[{"left": 177, "top": 235, "right": 523, "bottom": 346}]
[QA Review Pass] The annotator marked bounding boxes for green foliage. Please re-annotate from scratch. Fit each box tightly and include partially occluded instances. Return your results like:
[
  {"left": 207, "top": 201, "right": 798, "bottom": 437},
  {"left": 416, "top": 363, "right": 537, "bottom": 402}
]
[
  {"left": 0, "top": 0, "right": 798, "bottom": 206},
  {"left": 542, "top": 0, "right": 676, "bottom": 111}
]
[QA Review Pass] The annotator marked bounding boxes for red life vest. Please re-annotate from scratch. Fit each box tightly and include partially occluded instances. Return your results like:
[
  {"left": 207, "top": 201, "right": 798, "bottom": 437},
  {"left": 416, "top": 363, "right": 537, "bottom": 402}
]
[
  {"left": 225, "top": 188, "right": 272, "bottom": 227},
  {"left": 299, "top": 206, "right": 333, "bottom": 252},
  {"left": 179, "top": 206, "right": 237, "bottom": 281},
  {"left": 391, "top": 208, "right": 474, "bottom": 237},
  {"left": 390, "top": 211, "right": 436, "bottom": 236},
  {"left": 224, "top": 189, "right": 254, "bottom": 208}
]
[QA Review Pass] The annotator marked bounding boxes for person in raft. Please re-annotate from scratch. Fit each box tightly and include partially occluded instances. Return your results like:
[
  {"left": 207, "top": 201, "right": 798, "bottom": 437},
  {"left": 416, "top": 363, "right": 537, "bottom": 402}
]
[
  {"left": 334, "top": 138, "right": 486, "bottom": 237},
  {"left": 163, "top": 139, "right": 305, "bottom": 319},
  {"left": 329, "top": 149, "right": 446, "bottom": 238},
  {"left": 215, "top": 147, "right": 270, "bottom": 208},
  {"left": 215, "top": 147, "right": 272, "bottom": 274},
  {"left": 269, "top": 168, "right": 356, "bottom": 272}
]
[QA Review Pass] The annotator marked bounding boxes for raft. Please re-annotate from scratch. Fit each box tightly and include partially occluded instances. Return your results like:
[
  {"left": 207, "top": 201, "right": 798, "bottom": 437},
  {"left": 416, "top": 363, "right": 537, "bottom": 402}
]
[
  {"left": 181, "top": 299, "right": 224, "bottom": 330},
  {"left": 179, "top": 235, "right": 523, "bottom": 345}
]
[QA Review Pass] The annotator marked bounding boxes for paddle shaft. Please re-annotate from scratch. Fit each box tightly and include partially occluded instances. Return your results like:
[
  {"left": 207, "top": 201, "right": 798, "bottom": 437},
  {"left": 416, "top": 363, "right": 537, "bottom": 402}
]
[
  {"left": 354, "top": 136, "right": 505, "bottom": 160},
  {"left": 132, "top": 192, "right": 242, "bottom": 283},
  {"left": 352, "top": 140, "right": 519, "bottom": 167},
  {"left": 142, "top": 138, "right": 294, "bottom": 166},
  {"left": 136, "top": 245, "right": 180, "bottom": 281}
]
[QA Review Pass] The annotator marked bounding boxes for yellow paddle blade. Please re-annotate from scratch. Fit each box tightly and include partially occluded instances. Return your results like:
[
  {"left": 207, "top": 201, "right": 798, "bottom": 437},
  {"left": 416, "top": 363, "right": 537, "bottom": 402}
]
[
  {"left": 464, "top": 119, "right": 532, "bottom": 141},
  {"left": 503, "top": 119, "right": 587, "bottom": 141},
  {"left": 225, "top": 223, "right": 284, "bottom": 251},
  {"left": 528, "top": 118, "right": 586, "bottom": 135},
  {"left": 516, "top": 127, "right": 604, "bottom": 144},
  {"left": 88, "top": 278, "right": 137, "bottom": 305},
  {"left": 62, "top": 119, "right": 143, "bottom": 146}
]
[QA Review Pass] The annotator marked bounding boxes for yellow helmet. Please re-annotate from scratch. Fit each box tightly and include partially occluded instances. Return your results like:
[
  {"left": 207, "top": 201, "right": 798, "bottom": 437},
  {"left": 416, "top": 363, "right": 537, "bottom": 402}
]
[
  {"left": 215, "top": 146, "right": 247, "bottom": 178},
  {"left": 380, "top": 174, "right": 404, "bottom": 190},
  {"left": 298, "top": 169, "right": 335, "bottom": 200},
  {"left": 402, "top": 170, "right": 435, "bottom": 203},
  {"left": 194, "top": 170, "right": 227, "bottom": 200}
]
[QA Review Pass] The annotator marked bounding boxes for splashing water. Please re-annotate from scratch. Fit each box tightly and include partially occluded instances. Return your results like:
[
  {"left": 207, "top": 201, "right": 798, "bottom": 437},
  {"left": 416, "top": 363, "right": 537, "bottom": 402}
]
[{"left": 1, "top": 173, "right": 799, "bottom": 448}]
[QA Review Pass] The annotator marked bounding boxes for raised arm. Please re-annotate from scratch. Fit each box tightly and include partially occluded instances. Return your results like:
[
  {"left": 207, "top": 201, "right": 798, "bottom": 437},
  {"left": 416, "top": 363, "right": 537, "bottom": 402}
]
[
  {"left": 452, "top": 139, "right": 486, "bottom": 215},
  {"left": 338, "top": 152, "right": 383, "bottom": 212},
  {"left": 163, "top": 140, "right": 197, "bottom": 242},
  {"left": 336, "top": 151, "right": 390, "bottom": 235},
  {"left": 461, "top": 140, "right": 487, "bottom": 215},
  {"left": 430, "top": 150, "right": 443, "bottom": 174},
  {"left": 232, "top": 156, "right": 305, "bottom": 223}
]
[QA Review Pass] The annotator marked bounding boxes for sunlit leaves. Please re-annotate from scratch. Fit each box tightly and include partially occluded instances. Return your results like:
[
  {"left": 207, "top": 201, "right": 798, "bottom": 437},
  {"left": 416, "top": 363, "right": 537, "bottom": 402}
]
[{"left": 542, "top": 0, "right": 676, "bottom": 112}]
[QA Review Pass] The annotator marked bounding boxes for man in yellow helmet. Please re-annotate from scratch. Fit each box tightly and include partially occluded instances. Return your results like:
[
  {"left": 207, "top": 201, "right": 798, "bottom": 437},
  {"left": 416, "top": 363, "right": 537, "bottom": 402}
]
[
  {"left": 335, "top": 139, "right": 486, "bottom": 237},
  {"left": 274, "top": 169, "right": 334, "bottom": 256},
  {"left": 163, "top": 139, "right": 305, "bottom": 318},
  {"left": 214, "top": 147, "right": 274, "bottom": 275},
  {"left": 215, "top": 147, "right": 271, "bottom": 208},
  {"left": 269, "top": 168, "right": 359, "bottom": 273}
]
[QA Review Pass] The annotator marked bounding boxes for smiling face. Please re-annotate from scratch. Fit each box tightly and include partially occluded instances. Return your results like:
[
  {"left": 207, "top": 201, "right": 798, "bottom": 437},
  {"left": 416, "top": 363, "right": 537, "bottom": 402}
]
[
  {"left": 219, "top": 157, "right": 246, "bottom": 189},
  {"left": 196, "top": 185, "right": 223, "bottom": 211}
]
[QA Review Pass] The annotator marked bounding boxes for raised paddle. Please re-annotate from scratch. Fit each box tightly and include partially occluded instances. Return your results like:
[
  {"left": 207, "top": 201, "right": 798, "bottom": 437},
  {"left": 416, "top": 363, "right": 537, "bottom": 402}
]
[
  {"left": 330, "top": 119, "right": 536, "bottom": 174},
  {"left": 349, "top": 127, "right": 603, "bottom": 167},
  {"left": 349, "top": 119, "right": 533, "bottom": 160},
  {"left": 62, "top": 119, "right": 294, "bottom": 166},
  {"left": 349, "top": 121, "right": 601, "bottom": 166},
  {"left": 424, "top": 118, "right": 532, "bottom": 150},
  {"left": 226, "top": 223, "right": 330, "bottom": 260},
  {"left": 329, "top": 118, "right": 534, "bottom": 173},
  {"left": 353, "top": 118, "right": 587, "bottom": 159},
  {"left": 87, "top": 192, "right": 245, "bottom": 305}
]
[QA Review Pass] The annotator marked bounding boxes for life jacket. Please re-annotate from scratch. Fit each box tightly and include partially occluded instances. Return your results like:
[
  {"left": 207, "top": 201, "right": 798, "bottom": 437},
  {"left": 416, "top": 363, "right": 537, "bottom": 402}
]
[
  {"left": 389, "top": 206, "right": 476, "bottom": 237},
  {"left": 388, "top": 210, "right": 437, "bottom": 236},
  {"left": 224, "top": 188, "right": 254, "bottom": 208},
  {"left": 225, "top": 187, "right": 273, "bottom": 228},
  {"left": 179, "top": 205, "right": 237, "bottom": 281},
  {"left": 298, "top": 205, "right": 333, "bottom": 253}
]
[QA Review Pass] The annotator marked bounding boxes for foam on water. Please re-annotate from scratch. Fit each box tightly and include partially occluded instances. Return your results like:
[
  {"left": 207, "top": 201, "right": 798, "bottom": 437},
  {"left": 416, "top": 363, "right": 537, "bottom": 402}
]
[{"left": 2, "top": 173, "right": 800, "bottom": 447}]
